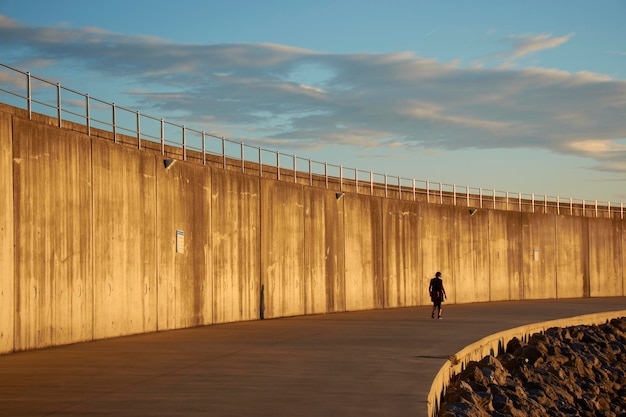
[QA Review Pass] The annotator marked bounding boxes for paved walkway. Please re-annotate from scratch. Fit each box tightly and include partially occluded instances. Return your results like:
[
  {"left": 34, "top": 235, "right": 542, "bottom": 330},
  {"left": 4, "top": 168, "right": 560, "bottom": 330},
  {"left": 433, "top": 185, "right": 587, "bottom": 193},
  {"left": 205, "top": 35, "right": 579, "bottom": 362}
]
[{"left": 1, "top": 297, "right": 625, "bottom": 417}]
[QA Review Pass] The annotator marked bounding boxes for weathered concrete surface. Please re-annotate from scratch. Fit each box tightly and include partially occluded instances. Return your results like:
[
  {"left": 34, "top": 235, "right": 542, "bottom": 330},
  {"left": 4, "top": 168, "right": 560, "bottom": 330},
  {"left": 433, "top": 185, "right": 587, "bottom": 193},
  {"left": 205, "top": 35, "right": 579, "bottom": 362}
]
[
  {"left": 0, "top": 298, "right": 625, "bottom": 417},
  {"left": 588, "top": 218, "right": 623, "bottom": 297},
  {"left": 522, "top": 213, "right": 558, "bottom": 300},
  {"left": 157, "top": 157, "right": 212, "bottom": 329},
  {"left": 261, "top": 179, "right": 305, "bottom": 319},
  {"left": 0, "top": 109, "right": 14, "bottom": 354},
  {"left": 304, "top": 187, "right": 346, "bottom": 314},
  {"left": 12, "top": 118, "right": 93, "bottom": 350},
  {"left": 488, "top": 210, "right": 522, "bottom": 301},
  {"left": 91, "top": 138, "right": 157, "bottom": 339},
  {"left": 418, "top": 203, "right": 456, "bottom": 305},
  {"left": 383, "top": 199, "right": 421, "bottom": 308},
  {"left": 555, "top": 215, "right": 589, "bottom": 298},
  {"left": 344, "top": 194, "right": 384, "bottom": 311},
  {"left": 453, "top": 206, "right": 490, "bottom": 304},
  {"left": 211, "top": 169, "right": 261, "bottom": 323}
]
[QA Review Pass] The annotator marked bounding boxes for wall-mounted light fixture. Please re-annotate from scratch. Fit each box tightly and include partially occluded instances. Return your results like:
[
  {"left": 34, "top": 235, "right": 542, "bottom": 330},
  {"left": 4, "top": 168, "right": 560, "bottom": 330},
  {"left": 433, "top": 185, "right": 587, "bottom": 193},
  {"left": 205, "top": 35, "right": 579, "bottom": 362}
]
[
  {"left": 336, "top": 192, "right": 344, "bottom": 200},
  {"left": 163, "top": 159, "right": 177, "bottom": 170},
  {"left": 469, "top": 209, "right": 478, "bottom": 216}
]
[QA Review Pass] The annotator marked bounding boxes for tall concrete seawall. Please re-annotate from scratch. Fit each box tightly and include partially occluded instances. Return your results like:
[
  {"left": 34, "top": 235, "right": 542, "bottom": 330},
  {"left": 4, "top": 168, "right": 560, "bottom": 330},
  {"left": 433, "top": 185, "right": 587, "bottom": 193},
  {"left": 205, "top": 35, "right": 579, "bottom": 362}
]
[{"left": 0, "top": 102, "right": 625, "bottom": 354}]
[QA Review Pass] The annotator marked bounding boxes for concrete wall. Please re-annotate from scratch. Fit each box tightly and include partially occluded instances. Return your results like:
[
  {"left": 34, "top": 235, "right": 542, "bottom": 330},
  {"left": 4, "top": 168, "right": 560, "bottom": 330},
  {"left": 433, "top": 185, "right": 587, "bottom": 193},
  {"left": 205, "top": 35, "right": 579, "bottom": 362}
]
[
  {"left": 303, "top": 187, "right": 345, "bottom": 314},
  {"left": 156, "top": 154, "right": 212, "bottom": 330},
  {"left": 12, "top": 118, "right": 93, "bottom": 350},
  {"left": 1, "top": 102, "right": 625, "bottom": 354},
  {"left": 92, "top": 138, "right": 157, "bottom": 339},
  {"left": 211, "top": 169, "right": 260, "bottom": 323},
  {"left": 0, "top": 110, "right": 14, "bottom": 353}
]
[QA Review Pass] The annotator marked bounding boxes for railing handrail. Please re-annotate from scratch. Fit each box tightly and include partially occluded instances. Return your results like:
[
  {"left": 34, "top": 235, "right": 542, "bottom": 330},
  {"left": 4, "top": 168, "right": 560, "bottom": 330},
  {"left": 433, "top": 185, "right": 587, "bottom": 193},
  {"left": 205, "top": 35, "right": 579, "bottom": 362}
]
[{"left": 1, "top": 62, "right": 623, "bottom": 219}]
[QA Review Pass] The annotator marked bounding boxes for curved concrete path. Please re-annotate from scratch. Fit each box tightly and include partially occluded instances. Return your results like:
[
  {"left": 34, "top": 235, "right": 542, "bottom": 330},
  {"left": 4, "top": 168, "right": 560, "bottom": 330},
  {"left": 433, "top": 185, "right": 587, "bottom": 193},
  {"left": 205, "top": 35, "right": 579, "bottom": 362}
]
[{"left": 1, "top": 297, "right": 625, "bottom": 417}]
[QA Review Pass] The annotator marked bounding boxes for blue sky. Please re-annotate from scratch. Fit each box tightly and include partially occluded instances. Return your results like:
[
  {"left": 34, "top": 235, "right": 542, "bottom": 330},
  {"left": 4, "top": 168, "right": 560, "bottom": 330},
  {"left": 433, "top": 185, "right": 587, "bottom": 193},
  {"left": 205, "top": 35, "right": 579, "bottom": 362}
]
[{"left": 1, "top": 0, "right": 625, "bottom": 203}]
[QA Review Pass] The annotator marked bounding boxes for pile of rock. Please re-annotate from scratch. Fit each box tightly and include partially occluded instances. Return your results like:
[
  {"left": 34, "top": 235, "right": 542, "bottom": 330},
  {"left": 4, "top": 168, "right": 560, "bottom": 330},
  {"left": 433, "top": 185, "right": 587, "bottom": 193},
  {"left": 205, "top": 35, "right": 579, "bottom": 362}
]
[{"left": 440, "top": 317, "right": 626, "bottom": 417}]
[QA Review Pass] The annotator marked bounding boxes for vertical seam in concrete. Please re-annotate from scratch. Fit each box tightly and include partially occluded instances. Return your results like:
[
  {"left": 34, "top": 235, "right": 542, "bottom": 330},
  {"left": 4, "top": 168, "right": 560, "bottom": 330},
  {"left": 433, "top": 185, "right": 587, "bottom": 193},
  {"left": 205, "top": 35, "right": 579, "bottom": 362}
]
[
  {"left": 89, "top": 132, "right": 95, "bottom": 342},
  {"left": 554, "top": 215, "right": 558, "bottom": 299},
  {"left": 341, "top": 194, "right": 347, "bottom": 312},
  {"left": 258, "top": 177, "right": 263, "bottom": 320},
  {"left": 587, "top": 219, "right": 591, "bottom": 297},
  {"left": 517, "top": 211, "right": 526, "bottom": 300},
  {"left": 154, "top": 156, "right": 160, "bottom": 329},
  {"left": 487, "top": 211, "right": 491, "bottom": 302},
  {"left": 379, "top": 197, "right": 385, "bottom": 310},
  {"left": 10, "top": 114, "right": 17, "bottom": 353},
  {"left": 301, "top": 186, "right": 306, "bottom": 315}
]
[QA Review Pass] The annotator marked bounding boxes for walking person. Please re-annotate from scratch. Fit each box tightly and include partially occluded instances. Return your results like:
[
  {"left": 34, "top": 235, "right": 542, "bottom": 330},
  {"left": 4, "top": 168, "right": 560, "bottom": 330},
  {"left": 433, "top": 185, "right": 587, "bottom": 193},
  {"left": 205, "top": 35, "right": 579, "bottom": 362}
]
[{"left": 429, "top": 271, "right": 447, "bottom": 319}]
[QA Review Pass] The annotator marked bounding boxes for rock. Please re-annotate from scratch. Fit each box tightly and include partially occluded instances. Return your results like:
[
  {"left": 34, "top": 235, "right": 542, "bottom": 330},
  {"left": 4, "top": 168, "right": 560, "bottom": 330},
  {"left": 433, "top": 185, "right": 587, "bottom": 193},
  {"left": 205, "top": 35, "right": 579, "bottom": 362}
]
[{"left": 438, "top": 317, "right": 626, "bottom": 417}]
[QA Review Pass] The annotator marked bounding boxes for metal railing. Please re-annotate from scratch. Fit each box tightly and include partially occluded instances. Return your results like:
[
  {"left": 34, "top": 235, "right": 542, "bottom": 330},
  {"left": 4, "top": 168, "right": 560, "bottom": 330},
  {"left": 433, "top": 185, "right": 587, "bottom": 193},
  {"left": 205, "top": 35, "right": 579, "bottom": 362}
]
[{"left": 1, "top": 62, "right": 623, "bottom": 219}]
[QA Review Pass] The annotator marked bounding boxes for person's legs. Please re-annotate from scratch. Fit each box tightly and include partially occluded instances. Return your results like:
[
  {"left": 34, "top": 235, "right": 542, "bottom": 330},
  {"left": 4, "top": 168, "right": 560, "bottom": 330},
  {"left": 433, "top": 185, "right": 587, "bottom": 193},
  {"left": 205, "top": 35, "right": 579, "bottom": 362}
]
[{"left": 432, "top": 301, "right": 441, "bottom": 318}]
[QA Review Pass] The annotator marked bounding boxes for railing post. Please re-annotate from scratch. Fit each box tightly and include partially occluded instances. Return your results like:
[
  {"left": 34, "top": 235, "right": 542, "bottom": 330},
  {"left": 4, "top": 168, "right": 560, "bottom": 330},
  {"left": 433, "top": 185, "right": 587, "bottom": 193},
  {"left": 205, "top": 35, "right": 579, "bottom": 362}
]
[
  {"left": 277, "top": 152, "right": 281, "bottom": 181},
  {"left": 466, "top": 185, "right": 470, "bottom": 207},
  {"left": 160, "top": 119, "right": 165, "bottom": 155},
  {"left": 182, "top": 125, "right": 187, "bottom": 161},
  {"left": 202, "top": 131, "right": 206, "bottom": 165},
  {"left": 86, "top": 94, "right": 91, "bottom": 136},
  {"left": 595, "top": 200, "right": 598, "bottom": 217},
  {"left": 413, "top": 178, "right": 416, "bottom": 201},
  {"left": 259, "top": 147, "right": 263, "bottom": 177},
  {"left": 506, "top": 191, "right": 509, "bottom": 211},
  {"left": 479, "top": 188, "right": 483, "bottom": 208},
  {"left": 56, "top": 83, "right": 62, "bottom": 128},
  {"left": 222, "top": 137, "right": 226, "bottom": 170},
  {"left": 570, "top": 197, "right": 573, "bottom": 215},
  {"left": 340, "top": 166, "right": 344, "bottom": 191},
  {"left": 325, "top": 162, "right": 328, "bottom": 189},
  {"left": 398, "top": 177, "right": 401, "bottom": 200},
  {"left": 557, "top": 196, "right": 560, "bottom": 215},
  {"left": 370, "top": 171, "right": 373, "bottom": 195},
  {"left": 293, "top": 154, "right": 296, "bottom": 183},
  {"left": 384, "top": 174, "right": 388, "bottom": 198},
  {"left": 544, "top": 195, "right": 547, "bottom": 213},
  {"left": 309, "top": 159, "right": 312, "bottom": 186},
  {"left": 136, "top": 111, "right": 141, "bottom": 150},
  {"left": 112, "top": 103, "right": 117, "bottom": 143},
  {"left": 531, "top": 193, "right": 535, "bottom": 213},
  {"left": 439, "top": 183, "right": 443, "bottom": 205},
  {"left": 493, "top": 189, "right": 496, "bottom": 209},
  {"left": 426, "top": 180, "right": 430, "bottom": 203},
  {"left": 453, "top": 184, "right": 456, "bottom": 206},
  {"left": 241, "top": 141, "right": 245, "bottom": 174},
  {"left": 27, "top": 71, "right": 32, "bottom": 119}
]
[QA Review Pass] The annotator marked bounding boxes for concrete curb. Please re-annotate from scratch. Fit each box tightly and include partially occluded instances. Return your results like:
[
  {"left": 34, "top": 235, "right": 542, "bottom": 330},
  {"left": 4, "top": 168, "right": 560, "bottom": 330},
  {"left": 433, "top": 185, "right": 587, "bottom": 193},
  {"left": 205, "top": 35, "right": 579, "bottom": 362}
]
[{"left": 426, "top": 309, "right": 626, "bottom": 417}]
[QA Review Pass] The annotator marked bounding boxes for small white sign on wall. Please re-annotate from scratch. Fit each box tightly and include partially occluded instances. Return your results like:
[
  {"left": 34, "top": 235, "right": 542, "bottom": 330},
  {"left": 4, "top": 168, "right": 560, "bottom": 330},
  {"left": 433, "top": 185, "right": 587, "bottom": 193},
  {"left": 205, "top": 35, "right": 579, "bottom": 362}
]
[{"left": 176, "top": 230, "right": 185, "bottom": 254}]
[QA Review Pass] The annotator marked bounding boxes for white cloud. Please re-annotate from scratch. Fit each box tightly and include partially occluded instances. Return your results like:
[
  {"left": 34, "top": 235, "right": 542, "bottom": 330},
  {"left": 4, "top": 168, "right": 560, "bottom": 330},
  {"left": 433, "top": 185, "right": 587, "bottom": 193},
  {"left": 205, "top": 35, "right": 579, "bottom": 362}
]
[{"left": 1, "top": 15, "right": 625, "bottom": 177}]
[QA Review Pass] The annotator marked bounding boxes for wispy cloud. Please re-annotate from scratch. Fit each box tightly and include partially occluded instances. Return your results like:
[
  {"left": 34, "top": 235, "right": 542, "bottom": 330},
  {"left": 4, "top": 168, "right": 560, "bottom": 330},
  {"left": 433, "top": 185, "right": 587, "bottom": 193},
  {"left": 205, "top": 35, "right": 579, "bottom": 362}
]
[
  {"left": 473, "top": 33, "right": 576, "bottom": 67},
  {"left": 1, "top": 15, "right": 625, "bottom": 175}
]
